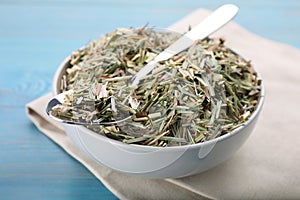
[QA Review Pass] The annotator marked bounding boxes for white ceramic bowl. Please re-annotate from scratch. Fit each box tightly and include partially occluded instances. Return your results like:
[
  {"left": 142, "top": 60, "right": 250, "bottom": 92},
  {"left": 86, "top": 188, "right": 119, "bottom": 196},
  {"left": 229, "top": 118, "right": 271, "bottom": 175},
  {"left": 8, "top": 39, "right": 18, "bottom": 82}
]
[{"left": 52, "top": 51, "right": 265, "bottom": 179}]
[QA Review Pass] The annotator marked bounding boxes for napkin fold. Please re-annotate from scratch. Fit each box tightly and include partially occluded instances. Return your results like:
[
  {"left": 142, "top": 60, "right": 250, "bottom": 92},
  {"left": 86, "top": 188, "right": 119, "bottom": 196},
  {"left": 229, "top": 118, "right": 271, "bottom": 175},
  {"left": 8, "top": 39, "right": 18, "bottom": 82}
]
[{"left": 26, "top": 8, "right": 300, "bottom": 199}]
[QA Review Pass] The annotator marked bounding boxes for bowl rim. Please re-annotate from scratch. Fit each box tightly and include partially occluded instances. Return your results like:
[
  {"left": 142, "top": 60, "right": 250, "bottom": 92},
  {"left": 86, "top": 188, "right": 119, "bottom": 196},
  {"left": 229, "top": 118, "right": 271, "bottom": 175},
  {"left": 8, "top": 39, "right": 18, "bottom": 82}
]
[
  {"left": 52, "top": 36, "right": 265, "bottom": 151},
  {"left": 75, "top": 88, "right": 264, "bottom": 151}
]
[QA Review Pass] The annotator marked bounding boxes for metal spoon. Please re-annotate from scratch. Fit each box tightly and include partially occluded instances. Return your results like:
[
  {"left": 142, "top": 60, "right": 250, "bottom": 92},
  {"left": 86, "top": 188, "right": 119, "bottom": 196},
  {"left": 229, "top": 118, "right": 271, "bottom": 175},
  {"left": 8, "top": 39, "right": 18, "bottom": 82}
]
[{"left": 46, "top": 4, "right": 239, "bottom": 125}]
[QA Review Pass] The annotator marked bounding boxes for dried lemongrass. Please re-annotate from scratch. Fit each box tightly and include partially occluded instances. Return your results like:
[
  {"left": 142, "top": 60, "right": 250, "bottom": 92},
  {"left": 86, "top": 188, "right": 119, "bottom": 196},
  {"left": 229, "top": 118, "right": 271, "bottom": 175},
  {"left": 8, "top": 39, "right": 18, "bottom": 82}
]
[{"left": 52, "top": 27, "right": 262, "bottom": 146}]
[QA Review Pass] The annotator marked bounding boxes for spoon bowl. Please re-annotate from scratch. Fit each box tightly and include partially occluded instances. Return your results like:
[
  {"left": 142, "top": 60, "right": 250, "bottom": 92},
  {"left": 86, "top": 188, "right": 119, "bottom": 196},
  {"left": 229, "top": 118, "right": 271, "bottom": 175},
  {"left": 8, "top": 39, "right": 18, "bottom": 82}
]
[{"left": 49, "top": 4, "right": 265, "bottom": 178}]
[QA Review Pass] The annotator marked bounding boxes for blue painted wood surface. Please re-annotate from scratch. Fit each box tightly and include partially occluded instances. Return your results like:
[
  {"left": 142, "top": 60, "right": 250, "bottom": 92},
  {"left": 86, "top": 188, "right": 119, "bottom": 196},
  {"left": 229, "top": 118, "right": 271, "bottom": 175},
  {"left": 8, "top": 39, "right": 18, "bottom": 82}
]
[{"left": 0, "top": 1, "right": 299, "bottom": 199}]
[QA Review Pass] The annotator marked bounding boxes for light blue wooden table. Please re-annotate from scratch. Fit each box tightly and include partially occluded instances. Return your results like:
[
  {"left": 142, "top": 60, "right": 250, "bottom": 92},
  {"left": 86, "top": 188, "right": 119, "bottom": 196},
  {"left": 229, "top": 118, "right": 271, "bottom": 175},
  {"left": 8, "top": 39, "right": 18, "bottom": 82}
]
[{"left": 0, "top": 1, "right": 299, "bottom": 199}]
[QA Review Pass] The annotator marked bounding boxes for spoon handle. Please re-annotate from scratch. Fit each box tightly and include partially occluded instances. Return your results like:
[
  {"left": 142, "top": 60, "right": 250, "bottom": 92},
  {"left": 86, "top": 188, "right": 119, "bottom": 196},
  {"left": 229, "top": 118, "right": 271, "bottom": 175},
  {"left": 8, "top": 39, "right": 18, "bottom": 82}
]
[{"left": 131, "top": 4, "right": 239, "bottom": 86}]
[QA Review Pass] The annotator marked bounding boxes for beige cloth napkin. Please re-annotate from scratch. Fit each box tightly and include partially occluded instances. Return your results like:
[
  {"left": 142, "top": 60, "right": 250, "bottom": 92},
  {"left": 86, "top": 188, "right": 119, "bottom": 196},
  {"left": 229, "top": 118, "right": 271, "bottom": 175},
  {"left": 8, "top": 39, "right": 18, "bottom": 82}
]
[{"left": 26, "top": 8, "right": 300, "bottom": 199}]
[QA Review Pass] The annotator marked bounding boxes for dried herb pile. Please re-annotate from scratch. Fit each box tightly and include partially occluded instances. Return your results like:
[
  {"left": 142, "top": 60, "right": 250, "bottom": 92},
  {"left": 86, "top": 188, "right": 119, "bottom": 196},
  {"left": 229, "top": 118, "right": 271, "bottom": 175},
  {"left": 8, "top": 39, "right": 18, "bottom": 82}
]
[{"left": 51, "top": 27, "right": 262, "bottom": 146}]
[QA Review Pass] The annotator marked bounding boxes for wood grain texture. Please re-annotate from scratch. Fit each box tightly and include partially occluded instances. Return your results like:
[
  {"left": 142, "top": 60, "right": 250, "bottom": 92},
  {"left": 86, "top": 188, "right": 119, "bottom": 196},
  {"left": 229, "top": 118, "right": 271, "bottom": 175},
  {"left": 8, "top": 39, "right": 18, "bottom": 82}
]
[{"left": 0, "top": 1, "right": 299, "bottom": 199}]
